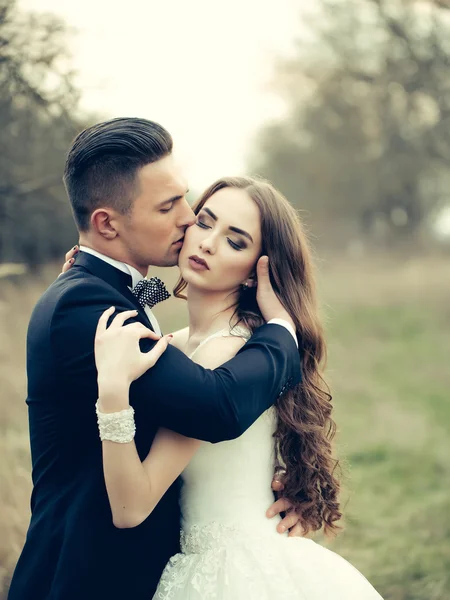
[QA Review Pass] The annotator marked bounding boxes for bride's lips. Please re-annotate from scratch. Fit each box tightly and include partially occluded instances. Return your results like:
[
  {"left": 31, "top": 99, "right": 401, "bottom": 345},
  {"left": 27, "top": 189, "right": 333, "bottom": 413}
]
[{"left": 188, "top": 255, "right": 209, "bottom": 270}]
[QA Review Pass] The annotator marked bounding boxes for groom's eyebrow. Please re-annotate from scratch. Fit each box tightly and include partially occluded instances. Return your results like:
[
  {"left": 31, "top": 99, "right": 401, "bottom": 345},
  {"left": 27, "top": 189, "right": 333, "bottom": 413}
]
[
  {"left": 159, "top": 188, "right": 190, "bottom": 207},
  {"left": 202, "top": 207, "right": 253, "bottom": 243}
]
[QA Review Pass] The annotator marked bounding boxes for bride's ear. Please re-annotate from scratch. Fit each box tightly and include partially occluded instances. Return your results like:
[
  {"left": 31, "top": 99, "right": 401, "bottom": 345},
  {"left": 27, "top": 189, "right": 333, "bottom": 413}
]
[{"left": 243, "top": 273, "right": 257, "bottom": 288}]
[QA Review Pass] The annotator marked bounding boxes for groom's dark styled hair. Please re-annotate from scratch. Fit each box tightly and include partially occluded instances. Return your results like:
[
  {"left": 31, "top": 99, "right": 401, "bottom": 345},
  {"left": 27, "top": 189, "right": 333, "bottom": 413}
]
[{"left": 63, "top": 117, "right": 173, "bottom": 231}]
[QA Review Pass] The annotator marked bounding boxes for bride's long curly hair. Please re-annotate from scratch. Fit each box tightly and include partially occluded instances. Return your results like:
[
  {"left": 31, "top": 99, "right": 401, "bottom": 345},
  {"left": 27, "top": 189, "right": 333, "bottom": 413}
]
[{"left": 174, "top": 176, "right": 342, "bottom": 536}]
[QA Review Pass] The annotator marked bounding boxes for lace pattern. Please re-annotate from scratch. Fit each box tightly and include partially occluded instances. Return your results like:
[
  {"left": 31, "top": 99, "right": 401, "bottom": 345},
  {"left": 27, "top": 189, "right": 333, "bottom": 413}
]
[
  {"left": 154, "top": 520, "right": 383, "bottom": 600},
  {"left": 154, "top": 521, "right": 298, "bottom": 600},
  {"left": 180, "top": 522, "right": 239, "bottom": 554},
  {"left": 95, "top": 402, "right": 135, "bottom": 443}
]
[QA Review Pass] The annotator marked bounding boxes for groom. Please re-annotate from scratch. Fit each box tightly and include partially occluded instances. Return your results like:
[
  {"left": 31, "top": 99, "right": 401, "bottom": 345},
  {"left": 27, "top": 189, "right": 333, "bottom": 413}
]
[{"left": 8, "top": 118, "right": 302, "bottom": 600}]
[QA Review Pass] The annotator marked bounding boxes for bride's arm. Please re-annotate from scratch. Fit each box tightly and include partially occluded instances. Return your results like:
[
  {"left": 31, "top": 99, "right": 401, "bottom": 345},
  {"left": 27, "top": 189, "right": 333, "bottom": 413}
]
[
  {"left": 97, "top": 312, "right": 245, "bottom": 528},
  {"left": 100, "top": 418, "right": 200, "bottom": 529}
]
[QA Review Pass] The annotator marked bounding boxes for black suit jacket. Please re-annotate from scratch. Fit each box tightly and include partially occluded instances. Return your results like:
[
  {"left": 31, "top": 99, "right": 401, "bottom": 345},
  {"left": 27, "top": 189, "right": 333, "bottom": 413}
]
[{"left": 8, "top": 251, "right": 301, "bottom": 600}]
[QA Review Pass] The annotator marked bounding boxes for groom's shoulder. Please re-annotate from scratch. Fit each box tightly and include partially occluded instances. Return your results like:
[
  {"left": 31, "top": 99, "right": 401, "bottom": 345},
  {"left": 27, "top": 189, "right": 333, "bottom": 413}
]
[
  {"left": 34, "top": 268, "right": 119, "bottom": 318},
  {"left": 42, "top": 268, "right": 101, "bottom": 300},
  {"left": 28, "top": 269, "right": 128, "bottom": 345}
]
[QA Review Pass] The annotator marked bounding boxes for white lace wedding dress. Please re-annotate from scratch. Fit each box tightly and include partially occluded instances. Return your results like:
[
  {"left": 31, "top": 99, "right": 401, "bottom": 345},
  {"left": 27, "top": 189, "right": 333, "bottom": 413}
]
[{"left": 154, "top": 328, "right": 383, "bottom": 600}]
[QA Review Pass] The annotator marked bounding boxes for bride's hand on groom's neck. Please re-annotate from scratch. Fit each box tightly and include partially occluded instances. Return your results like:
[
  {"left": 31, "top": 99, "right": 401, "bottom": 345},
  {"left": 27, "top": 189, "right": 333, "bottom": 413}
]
[
  {"left": 58, "top": 245, "right": 78, "bottom": 277},
  {"left": 256, "top": 256, "right": 295, "bottom": 330}
]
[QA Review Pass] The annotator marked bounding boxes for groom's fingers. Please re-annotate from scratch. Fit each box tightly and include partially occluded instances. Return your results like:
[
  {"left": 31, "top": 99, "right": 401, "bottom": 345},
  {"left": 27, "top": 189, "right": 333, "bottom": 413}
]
[
  {"left": 266, "top": 496, "right": 304, "bottom": 534},
  {"left": 255, "top": 256, "right": 276, "bottom": 322},
  {"left": 288, "top": 523, "right": 305, "bottom": 538},
  {"left": 256, "top": 256, "right": 295, "bottom": 329},
  {"left": 256, "top": 256, "right": 270, "bottom": 292},
  {"left": 266, "top": 496, "right": 291, "bottom": 518},
  {"left": 271, "top": 467, "right": 286, "bottom": 492},
  {"left": 271, "top": 479, "right": 284, "bottom": 493},
  {"left": 277, "top": 509, "right": 301, "bottom": 534}
]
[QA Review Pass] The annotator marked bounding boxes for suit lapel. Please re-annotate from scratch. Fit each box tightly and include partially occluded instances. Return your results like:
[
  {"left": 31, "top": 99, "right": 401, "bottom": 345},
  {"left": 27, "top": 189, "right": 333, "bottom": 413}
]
[
  {"left": 73, "top": 251, "right": 154, "bottom": 331},
  {"left": 121, "top": 287, "right": 154, "bottom": 331}
]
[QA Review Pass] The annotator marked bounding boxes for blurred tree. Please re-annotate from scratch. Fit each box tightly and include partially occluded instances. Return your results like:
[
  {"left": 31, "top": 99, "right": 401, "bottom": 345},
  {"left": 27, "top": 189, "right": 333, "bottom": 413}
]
[
  {"left": 0, "top": 0, "right": 83, "bottom": 268},
  {"left": 252, "top": 0, "right": 450, "bottom": 246}
]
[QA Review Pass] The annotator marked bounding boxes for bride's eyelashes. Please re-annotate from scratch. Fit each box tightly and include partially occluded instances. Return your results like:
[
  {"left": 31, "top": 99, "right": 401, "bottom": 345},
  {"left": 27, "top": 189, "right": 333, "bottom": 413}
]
[
  {"left": 228, "top": 239, "right": 245, "bottom": 251},
  {"left": 195, "top": 219, "right": 246, "bottom": 251},
  {"left": 195, "top": 219, "right": 210, "bottom": 230}
]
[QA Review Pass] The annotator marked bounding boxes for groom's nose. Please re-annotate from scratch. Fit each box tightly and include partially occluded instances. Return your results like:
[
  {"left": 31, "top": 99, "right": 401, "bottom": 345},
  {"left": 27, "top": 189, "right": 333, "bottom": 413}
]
[{"left": 178, "top": 198, "right": 196, "bottom": 228}]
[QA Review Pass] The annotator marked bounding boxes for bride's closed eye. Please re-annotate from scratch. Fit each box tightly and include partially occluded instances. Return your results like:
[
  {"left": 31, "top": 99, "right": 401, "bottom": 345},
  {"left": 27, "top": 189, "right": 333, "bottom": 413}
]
[
  {"left": 196, "top": 219, "right": 210, "bottom": 230},
  {"left": 228, "top": 239, "right": 245, "bottom": 251},
  {"left": 196, "top": 219, "right": 245, "bottom": 251}
]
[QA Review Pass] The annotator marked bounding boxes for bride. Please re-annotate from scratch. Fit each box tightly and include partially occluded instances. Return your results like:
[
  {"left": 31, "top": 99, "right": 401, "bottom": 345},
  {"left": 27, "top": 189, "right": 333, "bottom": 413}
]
[{"left": 91, "top": 176, "right": 383, "bottom": 599}]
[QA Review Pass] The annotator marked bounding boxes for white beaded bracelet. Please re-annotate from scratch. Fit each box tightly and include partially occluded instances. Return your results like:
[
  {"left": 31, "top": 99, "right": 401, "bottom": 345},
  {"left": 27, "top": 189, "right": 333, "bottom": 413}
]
[{"left": 95, "top": 401, "right": 136, "bottom": 444}]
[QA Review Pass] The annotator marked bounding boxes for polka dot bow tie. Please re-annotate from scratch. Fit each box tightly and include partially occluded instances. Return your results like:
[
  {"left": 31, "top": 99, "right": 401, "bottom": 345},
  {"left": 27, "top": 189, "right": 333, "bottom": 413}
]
[{"left": 131, "top": 277, "right": 171, "bottom": 309}]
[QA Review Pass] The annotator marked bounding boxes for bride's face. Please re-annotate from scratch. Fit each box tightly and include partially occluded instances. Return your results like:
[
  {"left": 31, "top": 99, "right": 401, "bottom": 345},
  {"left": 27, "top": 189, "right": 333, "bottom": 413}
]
[{"left": 178, "top": 187, "right": 262, "bottom": 294}]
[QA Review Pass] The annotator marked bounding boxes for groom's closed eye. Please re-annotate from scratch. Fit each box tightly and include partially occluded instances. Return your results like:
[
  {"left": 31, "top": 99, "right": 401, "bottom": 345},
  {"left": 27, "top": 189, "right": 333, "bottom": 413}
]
[
  {"left": 160, "top": 201, "right": 175, "bottom": 214},
  {"left": 158, "top": 189, "right": 190, "bottom": 213}
]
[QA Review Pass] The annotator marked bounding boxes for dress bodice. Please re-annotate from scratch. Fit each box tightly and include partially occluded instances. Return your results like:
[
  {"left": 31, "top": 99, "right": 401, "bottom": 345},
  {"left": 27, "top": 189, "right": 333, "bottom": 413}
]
[
  {"left": 181, "top": 325, "right": 280, "bottom": 538},
  {"left": 155, "top": 327, "right": 385, "bottom": 600},
  {"left": 180, "top": 407, "right": 278, "bottom": 535}
]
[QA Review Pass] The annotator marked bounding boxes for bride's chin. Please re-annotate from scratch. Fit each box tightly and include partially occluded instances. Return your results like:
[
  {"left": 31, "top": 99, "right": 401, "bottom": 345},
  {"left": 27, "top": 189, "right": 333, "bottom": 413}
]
[{"left": 179, "top": 266, "right": 190, "bottom": 281}]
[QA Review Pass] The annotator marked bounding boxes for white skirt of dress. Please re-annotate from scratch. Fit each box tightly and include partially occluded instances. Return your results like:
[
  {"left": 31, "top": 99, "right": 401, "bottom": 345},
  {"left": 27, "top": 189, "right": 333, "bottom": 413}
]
[{"left": 153, "top": 522, "right": 383, "bottom": 600}]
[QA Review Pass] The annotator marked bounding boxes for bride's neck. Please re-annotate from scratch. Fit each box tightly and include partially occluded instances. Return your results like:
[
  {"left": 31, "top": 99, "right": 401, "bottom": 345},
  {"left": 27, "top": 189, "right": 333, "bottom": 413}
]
[{"left": 186, "top": 284, "right": 239, "bottom": 341}]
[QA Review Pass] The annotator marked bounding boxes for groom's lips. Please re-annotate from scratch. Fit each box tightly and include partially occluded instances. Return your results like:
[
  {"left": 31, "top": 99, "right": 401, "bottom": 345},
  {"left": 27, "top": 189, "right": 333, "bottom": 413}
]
[{"left": 172, "top": 237, "right": 184, "bottom": 247}]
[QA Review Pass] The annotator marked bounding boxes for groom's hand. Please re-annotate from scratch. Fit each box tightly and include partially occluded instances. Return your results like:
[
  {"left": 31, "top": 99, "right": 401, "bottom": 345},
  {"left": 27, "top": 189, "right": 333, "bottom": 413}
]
[
  {"left": 266, "top": 497, "right": 305, "bottom": 537},
  {"left": 266, "top": 468, "right": 305, "bottom": 537},
  {"left": 256, "top": 256, "right": 295, "bottom": 330}
]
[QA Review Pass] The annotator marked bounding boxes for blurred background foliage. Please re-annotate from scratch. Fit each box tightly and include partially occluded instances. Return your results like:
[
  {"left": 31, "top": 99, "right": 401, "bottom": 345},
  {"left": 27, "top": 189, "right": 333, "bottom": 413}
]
[
  {"left": 0, "top": 0, "right": 81, "bottom": 268},
  {"left": 1, "top": 0, "right": 449, "bottom": 599},
  {"left": 253, "top": 0, "right": 450, "bottom": 248}
]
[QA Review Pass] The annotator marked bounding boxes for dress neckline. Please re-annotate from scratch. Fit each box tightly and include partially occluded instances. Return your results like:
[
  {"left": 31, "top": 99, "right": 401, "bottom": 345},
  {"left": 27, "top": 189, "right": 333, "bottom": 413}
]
[{"left": 188, "top": 325, "right": 251, "bottom": 360}]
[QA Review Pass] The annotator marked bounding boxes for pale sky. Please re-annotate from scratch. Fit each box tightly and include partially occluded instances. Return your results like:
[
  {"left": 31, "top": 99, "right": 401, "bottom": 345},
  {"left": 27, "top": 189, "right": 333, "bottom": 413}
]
[{"left": 22, "top": 0, "right": 302, "bottom": 192}]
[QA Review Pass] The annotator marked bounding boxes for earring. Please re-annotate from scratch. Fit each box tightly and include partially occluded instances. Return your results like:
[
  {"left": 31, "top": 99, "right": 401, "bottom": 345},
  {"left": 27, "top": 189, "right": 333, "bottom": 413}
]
[{"left": 241, "top": 282, "right": 249, "bottom": 290}]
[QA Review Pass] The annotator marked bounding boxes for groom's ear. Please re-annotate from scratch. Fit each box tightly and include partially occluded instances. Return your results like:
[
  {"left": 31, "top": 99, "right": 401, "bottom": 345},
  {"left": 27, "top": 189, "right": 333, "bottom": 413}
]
[{"left": 91, "top": 208, "right": 119, "bottom": 240}]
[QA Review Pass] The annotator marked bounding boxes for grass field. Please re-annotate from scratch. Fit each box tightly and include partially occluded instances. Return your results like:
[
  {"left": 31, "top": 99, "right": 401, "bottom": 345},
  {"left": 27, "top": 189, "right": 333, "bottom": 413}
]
[{"left": 0, "top": 255, "right": 449, "bottom": 599}]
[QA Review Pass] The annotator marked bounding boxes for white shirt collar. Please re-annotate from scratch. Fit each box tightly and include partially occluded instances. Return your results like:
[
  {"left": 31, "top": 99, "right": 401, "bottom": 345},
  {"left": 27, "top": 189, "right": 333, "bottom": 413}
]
[{"left": 79, "top": 246, "right": 145, "bottom": 290}]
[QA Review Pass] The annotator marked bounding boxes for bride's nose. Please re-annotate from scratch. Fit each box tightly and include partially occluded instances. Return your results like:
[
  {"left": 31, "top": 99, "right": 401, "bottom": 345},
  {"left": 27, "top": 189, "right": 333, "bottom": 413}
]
[{"left": 199, "top": 234, "right": 216, "bottom": 255}]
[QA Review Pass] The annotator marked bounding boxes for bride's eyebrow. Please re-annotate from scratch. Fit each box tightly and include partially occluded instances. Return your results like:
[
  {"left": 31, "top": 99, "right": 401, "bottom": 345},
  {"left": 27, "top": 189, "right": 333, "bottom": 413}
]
[
  {"left": 229, "top": 226, "right": 253, "bottom": 243},
  {"left": 202, "top": 207, "right": 218, "bottom": 221},
  {"left": 202, "top": 207, "right": 253, "bottom": 243}
]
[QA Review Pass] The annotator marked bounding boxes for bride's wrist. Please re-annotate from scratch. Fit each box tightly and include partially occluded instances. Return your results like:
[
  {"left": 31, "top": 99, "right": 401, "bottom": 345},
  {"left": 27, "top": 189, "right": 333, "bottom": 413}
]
[{"left": 97, "top": 380, "right": 130, "bottom": 413}]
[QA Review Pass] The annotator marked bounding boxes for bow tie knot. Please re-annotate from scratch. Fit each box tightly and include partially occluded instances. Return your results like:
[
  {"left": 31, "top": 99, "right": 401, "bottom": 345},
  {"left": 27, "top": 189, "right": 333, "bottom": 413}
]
[{"left": 131, "top": 277, "right": 171, "bottom": 309}]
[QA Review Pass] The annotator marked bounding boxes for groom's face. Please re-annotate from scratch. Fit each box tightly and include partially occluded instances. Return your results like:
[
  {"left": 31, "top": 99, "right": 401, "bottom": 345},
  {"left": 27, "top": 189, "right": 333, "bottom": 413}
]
[{"left": 117, "top": 155, "right": 194, "bottom": 270}]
